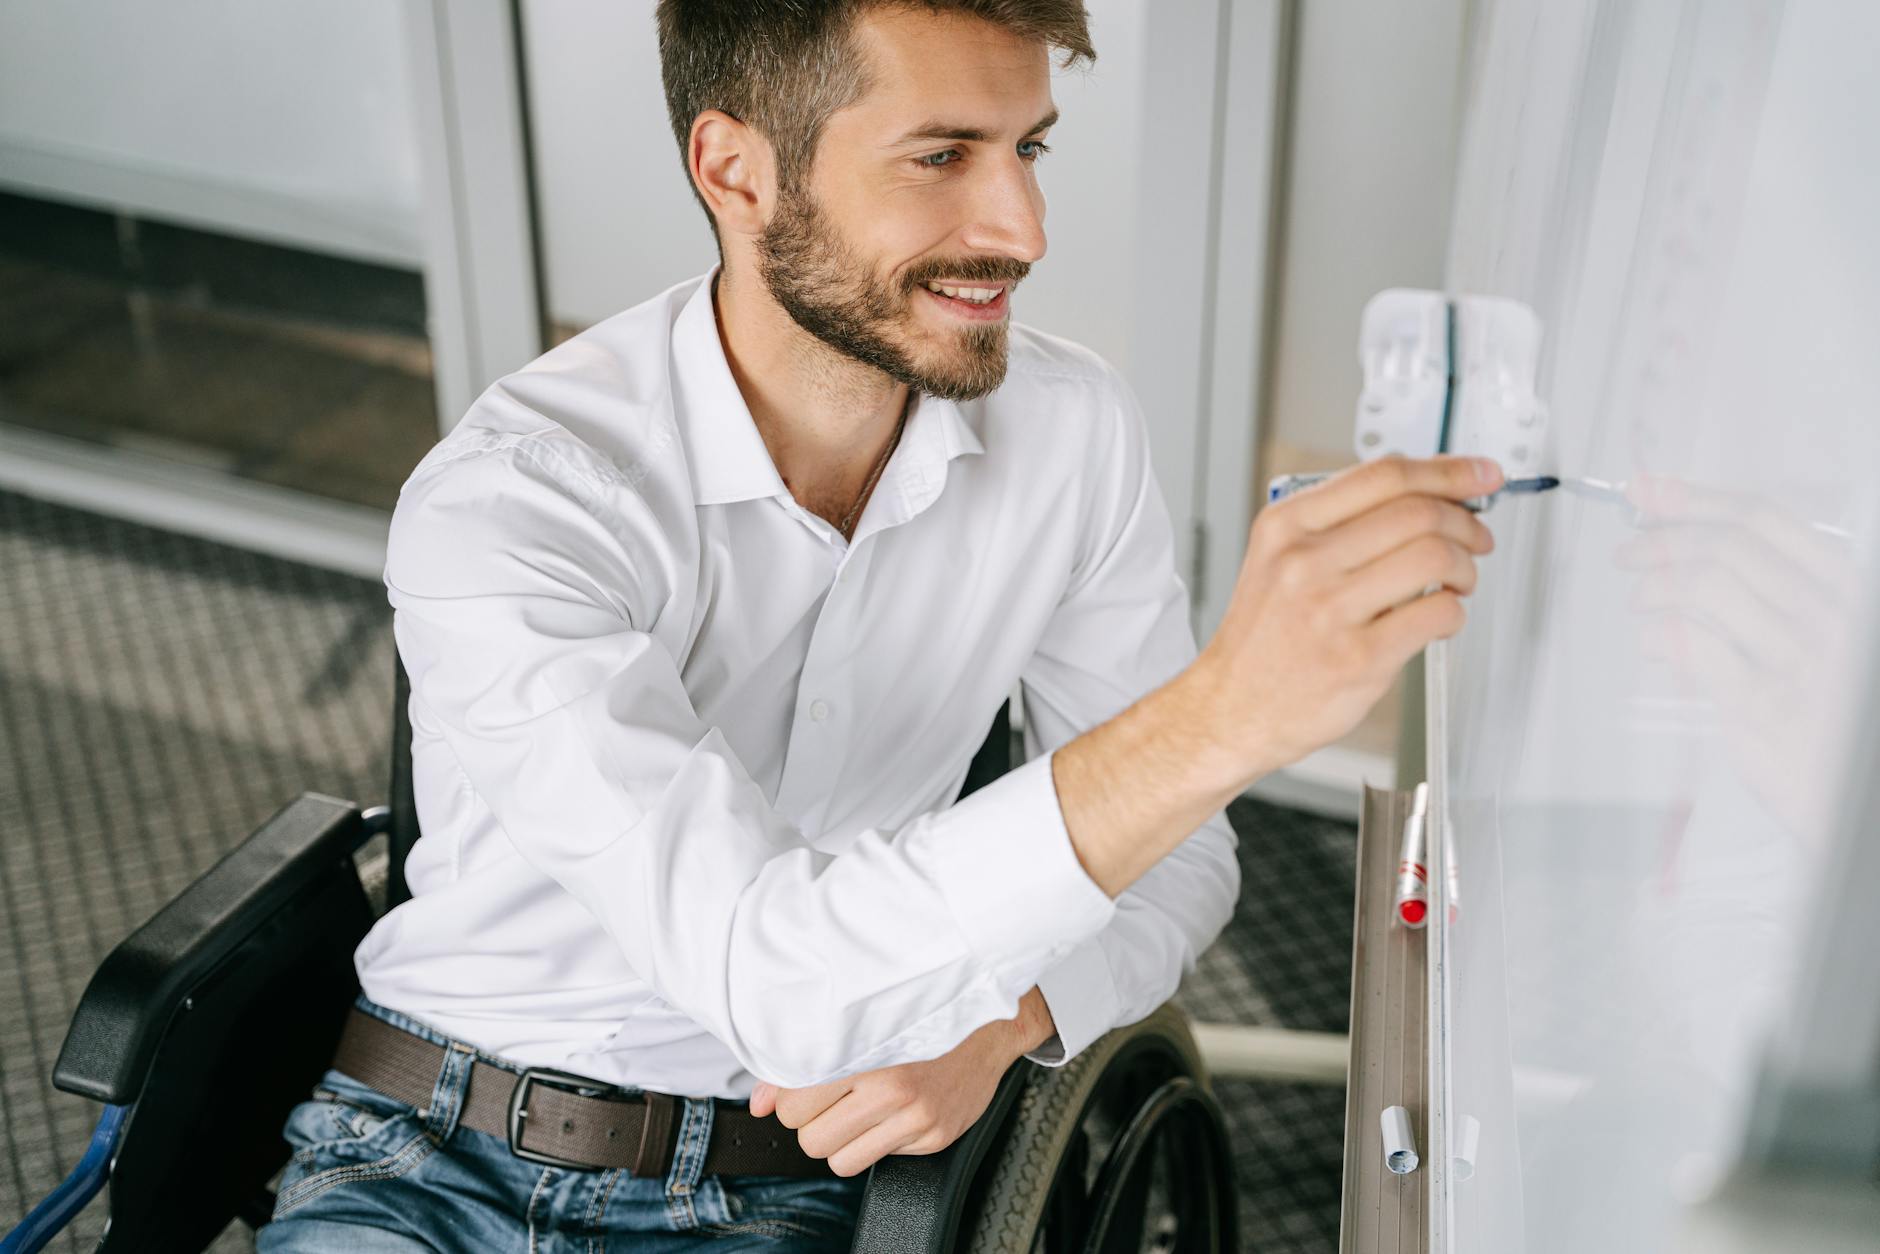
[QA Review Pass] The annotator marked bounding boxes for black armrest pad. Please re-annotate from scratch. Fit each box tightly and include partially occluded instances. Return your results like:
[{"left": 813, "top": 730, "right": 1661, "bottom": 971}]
[
  {"left": 851, "top": 1059, "right": 1033, "bottom": 1253},
  {"left": 52, "top": 793, "right": 369, "bottom": 1104}
]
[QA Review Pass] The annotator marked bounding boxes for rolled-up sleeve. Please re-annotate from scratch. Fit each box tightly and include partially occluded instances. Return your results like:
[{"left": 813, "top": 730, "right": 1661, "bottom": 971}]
[
  {"left": 385, "top": 432, "right": 1116, "bottom": 1089},
  {"left": 1017, "top": 378, "right": 1241, "bottom": 1066}
]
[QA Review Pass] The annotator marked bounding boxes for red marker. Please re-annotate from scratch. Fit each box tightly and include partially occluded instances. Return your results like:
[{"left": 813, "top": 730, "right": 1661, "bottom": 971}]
[{"left": 1395, "top": 782, "right": 1430, "bottom": 929}]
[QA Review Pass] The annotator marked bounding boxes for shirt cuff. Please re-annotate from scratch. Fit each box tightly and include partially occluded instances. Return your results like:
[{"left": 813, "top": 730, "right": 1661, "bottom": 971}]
[
  {"left": 913, "top": 749, "right": 1116, "bottom": 984},
  {"left": 1024, "top": 938, "right": 1121, "bottom": 1067}
]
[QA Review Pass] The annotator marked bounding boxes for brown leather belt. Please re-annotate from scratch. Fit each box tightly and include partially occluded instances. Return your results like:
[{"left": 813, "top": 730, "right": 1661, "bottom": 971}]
[{"left": 329, "top": 1007, "right": 832, "bottom": 1178}]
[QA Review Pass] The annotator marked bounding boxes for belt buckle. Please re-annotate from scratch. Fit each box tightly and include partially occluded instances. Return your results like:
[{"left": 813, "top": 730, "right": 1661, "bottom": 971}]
[{"left": 506, "top": 1066, "right": 630, "bottom": 1170}]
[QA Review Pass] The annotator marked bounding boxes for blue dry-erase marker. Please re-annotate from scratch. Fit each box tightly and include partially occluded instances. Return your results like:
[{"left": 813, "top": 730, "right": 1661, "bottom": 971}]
[{"left": 1266, "top": 471, "right": 1561, "bottom": 513}]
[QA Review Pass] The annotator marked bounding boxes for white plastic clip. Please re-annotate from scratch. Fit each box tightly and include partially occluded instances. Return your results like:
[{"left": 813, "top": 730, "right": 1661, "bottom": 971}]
[
  {"left": 1354, "top": 288, "right": 1549, "bottom": 475},
  {"left": 1355, "top": 289, "right": 1450, "bottom": 460},
  {"left": 1450, "top": 294, "right": 1548, "bottom": 475}
]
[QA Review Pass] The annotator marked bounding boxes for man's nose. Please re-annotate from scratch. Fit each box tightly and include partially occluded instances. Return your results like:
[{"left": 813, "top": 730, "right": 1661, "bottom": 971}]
[{"left": 959, "top": 158, "right": 1048, "bottom": 264}]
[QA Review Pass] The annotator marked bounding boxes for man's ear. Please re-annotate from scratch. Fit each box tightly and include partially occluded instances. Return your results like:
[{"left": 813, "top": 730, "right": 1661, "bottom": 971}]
[{"left": 689, "top": 110, "right": 774, "bottom": 241}]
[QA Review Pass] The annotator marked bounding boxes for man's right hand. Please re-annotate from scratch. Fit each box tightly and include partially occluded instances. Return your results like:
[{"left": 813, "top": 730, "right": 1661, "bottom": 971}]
[
  {"left": 1197, "top": 453, "right": 1500, "bottom": 775},
  {"left": 1052, "top": 454, "right": 1500, "bottom": 899}
]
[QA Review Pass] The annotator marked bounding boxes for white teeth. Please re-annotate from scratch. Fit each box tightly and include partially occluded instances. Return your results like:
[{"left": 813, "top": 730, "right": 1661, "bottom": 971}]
[{"left": 925, "top": 281, "right": 1000, "bottom": 304}]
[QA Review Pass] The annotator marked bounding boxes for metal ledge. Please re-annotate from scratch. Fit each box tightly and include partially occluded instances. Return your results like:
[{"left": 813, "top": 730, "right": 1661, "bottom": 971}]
[
  {"left": 0, "top": 420, "right": 390, "bottom": 579},
  {"left": 1340, "top": 784, "right": 1428, "bottom": 1254}
]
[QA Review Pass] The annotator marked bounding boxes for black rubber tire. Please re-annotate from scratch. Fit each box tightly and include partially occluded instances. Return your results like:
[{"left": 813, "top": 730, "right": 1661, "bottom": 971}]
[{"left": 961, "top": 1002, "right": 1211, "bottom": 1253}]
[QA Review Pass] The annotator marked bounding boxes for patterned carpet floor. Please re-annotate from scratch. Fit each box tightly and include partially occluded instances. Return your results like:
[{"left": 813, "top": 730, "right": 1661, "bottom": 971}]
[{"left": 0, "top": 486, "right": 1355, "bottom": 1252}]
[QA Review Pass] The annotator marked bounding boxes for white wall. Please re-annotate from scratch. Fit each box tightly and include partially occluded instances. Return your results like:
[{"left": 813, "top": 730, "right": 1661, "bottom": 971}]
[
  {"left": 1262, "top": 0, "right": 1470, "bottom": 465},
  {"left": 1017, "top": 0, "right": 1150, "bottom": 379},
  {"left": 517, "top": 0, "right": 717, "bottom": 327},
  {"left": 0, "top": 0, "right": 1159, "bottom": 403},
  {"left": 0, "top": 0, "right": 423, "bottom": 265},
  {"left": 520, "top": 0, "right": 1152, "bottom": 382}
]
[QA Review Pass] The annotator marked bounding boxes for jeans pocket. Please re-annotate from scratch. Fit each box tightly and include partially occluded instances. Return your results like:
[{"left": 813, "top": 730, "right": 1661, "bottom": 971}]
[
  {"left": 272, "top": 1068, "right": 434, "bottom": 1219},
  {"left": 708, "top": 1174, "right": 866, "bottom": 1241}
]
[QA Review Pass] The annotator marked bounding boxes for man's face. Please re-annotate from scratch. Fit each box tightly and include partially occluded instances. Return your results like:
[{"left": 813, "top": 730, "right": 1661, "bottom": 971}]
[{"left": 756, "top": 7, "right": 1055, "bottom": 402}]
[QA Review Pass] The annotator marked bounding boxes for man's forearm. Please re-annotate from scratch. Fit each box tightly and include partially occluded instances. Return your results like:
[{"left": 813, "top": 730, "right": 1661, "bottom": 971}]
[{"left": 1052, "top": 660, "right": 1256, "bottom": 899}]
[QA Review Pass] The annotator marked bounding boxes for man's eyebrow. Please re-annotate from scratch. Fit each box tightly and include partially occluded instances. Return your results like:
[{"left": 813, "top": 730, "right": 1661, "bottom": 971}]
[{"left": 891, "top": 108, "right": 1060, "bottom": 146}]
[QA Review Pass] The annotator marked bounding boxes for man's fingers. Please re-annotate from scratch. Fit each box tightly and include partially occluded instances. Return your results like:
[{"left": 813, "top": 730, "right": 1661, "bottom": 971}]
[
  {"left": 748, "top": 1082, "right": 777, "bottom": 1118},
  {"left": 1366, "top": 590, "right": 1468, "bottom": 667},
  {"left": 795, "top": 1090, "right": 884, "bottom": 1162},
  {"left": 1628, "top": 475, "right": 1851, "bottom": 589},
  {"left": 1280, "top": 456, "right": 1502, "bottom": 534},
  {"left": 1319, "top": 493, "right": 1494, "bottom": 572},
  {"left": 769, "top": 1078, "right": 854, "bottom": 1129},
  {"left": 1337, "top": 536, "right": 1479, "bottom": 623},
  {"left": 823, "top": 1112, "right": 926, "bottom": 1179},
  {"left": 1615, "top": 524, "right": 1839, "bottom": 623},
  {"left": 1628, "top": 559, "right": 1814, "bottom": 676}
]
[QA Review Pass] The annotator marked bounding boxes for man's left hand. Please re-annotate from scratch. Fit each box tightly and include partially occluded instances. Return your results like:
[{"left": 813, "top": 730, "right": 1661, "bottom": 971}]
[{"left": 748, "top": 987, "right": 1057, "bottom": 1177}]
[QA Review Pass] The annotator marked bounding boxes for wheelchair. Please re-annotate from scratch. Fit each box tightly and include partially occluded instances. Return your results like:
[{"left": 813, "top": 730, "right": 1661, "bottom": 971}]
[{"left": 5, "top": 657, "right": 1238, "bottom": 1253}]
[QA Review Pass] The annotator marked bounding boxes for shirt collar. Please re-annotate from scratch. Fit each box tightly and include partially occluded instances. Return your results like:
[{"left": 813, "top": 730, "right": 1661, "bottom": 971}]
[
  {"left": 671, "top": 269, "right": 789, "bottom": 506},
  {"left": 862, "top": 389, "right": 983, "bottom": 538},
  {"left": 670, "top": 268, "right": 986, "bottom": 512}
]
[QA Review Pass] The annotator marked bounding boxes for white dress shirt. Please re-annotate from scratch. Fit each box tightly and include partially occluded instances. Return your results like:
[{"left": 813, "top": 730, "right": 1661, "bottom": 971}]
[{"left": 356, "top": 270, "right": 1239, "bottom": 1098}]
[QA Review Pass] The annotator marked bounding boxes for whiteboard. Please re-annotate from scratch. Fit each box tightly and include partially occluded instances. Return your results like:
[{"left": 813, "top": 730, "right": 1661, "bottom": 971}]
[{"left": 1426, "top": 2, "right": 1880, "bottom": 1251}]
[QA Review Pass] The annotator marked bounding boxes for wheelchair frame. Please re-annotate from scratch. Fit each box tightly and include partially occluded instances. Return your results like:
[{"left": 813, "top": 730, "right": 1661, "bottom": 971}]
[{"left": 5, "top": 659, "right": 1236, "bottom": 1253}]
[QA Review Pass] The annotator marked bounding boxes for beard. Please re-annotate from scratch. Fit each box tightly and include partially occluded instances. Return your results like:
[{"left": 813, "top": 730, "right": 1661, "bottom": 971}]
[{"left": 756, "top": 186, "right": 1029, "bottom": 402}]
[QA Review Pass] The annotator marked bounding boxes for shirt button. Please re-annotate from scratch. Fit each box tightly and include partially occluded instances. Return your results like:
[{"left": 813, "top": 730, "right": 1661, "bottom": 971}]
[{"left": 809, "top": 699, "right": 832, "bottom": 722}]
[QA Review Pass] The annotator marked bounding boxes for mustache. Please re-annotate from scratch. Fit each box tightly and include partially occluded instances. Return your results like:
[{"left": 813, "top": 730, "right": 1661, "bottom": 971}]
[{"left": 901, "top": 257, "right": 1031, "bottom": 292}]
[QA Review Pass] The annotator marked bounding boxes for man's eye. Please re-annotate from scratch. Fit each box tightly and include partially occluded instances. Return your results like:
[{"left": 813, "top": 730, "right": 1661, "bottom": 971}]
[
  {"left": 1018, "top": 140, "right": 1052, "bottom": 161},
  {"left": 918, "top": 149, "right": 962, "bottom": 168}
]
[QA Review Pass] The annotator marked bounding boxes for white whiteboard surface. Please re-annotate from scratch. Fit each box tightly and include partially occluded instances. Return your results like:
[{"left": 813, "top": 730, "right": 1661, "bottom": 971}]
[{"left": 1427, "top": 2, "right": 1880, "bottom": 1251}]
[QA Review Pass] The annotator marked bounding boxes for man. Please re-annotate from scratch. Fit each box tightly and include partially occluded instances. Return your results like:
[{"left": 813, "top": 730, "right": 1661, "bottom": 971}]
[{"left": 259, "top": 1, "right": 1497, "bottom": 1249}]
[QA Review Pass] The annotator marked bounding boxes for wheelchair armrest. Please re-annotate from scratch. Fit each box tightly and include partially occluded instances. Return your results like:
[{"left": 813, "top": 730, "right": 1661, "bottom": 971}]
[
  {"left": 51, "top": 792, "right": 374, "bottom": 1104},
  {"left": 849, "top": 1057, "right": 1033, "bottom": 1253}
]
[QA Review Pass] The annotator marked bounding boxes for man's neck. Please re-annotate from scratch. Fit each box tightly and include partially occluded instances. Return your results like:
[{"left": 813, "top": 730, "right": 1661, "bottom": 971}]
[{"left": 712, "top": 268, "right": 911, "bottom": 528}]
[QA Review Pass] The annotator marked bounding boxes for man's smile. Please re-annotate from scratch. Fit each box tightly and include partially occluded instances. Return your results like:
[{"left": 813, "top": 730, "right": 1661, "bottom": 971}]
[{"left": 917, "top": 279, "right": 1012, "bottom": 321}]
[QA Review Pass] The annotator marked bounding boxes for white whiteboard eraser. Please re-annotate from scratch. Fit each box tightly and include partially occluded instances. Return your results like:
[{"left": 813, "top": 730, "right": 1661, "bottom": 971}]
[
  {"left": 1355, "top": 288, "right": 1450, "bottom": 462},
  {"left": 1381, "top": 1104, "right": 1419, "bottom": 1174}
]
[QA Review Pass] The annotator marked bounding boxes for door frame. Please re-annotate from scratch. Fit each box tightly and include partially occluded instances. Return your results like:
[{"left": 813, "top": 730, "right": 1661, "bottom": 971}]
[
  {"left": 1129, "top": 0, "right": 1291, "bottom": 642},
  {"left": 403, "top": 0, "right": 547, "bottom": 434}
]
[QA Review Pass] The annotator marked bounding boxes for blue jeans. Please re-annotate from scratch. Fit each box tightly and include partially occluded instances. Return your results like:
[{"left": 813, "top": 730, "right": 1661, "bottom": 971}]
[{"left": 257, "top": 995, "right": 864, "bottom": 1252}]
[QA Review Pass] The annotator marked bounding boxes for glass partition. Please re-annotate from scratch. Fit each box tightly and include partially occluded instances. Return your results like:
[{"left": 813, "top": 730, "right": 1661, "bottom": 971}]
[{"left": 0, "top": 0, "right": 504, "bottom": 513}]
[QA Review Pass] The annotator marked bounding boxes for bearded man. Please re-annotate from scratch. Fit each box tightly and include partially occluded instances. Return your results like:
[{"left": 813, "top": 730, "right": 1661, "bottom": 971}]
[{"left": 257, "top": 2, "right": 1498, "bottom": 1249}]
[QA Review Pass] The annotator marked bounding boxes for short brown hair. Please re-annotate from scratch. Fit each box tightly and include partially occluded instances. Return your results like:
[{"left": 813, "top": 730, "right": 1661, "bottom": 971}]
[{"left": 656, "top": 1, "right": 1094, "bottom": 240}]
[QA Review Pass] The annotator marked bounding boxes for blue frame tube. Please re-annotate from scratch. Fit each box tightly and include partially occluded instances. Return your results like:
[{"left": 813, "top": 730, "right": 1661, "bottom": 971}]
[{"left": 0, "top": 1104, "right": 130, "bottom": 1254}]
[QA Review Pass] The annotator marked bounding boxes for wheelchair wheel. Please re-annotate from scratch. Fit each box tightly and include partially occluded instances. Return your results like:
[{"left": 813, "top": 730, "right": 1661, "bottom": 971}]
[{"left": 962, "top": 1004, "right": 1238, "bottom": 1254}]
